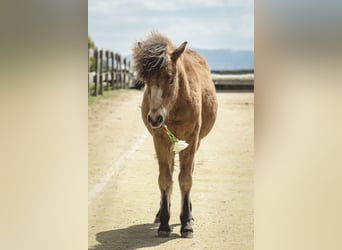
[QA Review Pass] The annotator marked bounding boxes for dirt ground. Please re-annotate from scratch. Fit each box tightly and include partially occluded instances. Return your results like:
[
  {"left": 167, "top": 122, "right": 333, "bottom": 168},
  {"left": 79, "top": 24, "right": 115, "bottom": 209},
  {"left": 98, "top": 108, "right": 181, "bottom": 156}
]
[{"left": 88, "top": 89, "right": 254, "bottom": 250}]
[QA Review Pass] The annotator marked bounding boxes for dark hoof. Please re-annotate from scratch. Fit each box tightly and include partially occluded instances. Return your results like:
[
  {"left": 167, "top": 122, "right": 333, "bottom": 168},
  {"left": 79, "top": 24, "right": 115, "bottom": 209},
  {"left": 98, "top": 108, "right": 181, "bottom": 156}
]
[
  {"left": 181, "top": 230, "right": 194, "bottom": 238},
  {"left": 181, "top": 221, "right": 194, "bottom": 238},
  {"left": 157, "top": 230, "right": 171, "bottom": 237},
  {"left": 158, "top": 224, "right": 171, "bottom": 237}
]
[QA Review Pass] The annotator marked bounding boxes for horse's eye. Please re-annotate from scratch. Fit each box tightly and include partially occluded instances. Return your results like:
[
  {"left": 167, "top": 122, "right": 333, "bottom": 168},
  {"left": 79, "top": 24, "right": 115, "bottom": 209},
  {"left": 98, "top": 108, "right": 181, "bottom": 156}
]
[{"left": 168, "top": 78, "right": 174, "bottom": 84}]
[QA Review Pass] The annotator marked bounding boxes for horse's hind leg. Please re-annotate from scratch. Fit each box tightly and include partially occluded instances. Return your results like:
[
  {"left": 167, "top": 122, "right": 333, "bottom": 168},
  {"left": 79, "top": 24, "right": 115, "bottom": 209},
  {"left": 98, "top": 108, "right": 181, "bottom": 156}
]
[
  {"left": 153, "top": 136, "right": 175, "bottom": 237},
  {"left": 179, "top": 145, "right": 196, "bottom": 238},
  {"left": 154, "top": 209, "right": 160, "bottom": 223}
]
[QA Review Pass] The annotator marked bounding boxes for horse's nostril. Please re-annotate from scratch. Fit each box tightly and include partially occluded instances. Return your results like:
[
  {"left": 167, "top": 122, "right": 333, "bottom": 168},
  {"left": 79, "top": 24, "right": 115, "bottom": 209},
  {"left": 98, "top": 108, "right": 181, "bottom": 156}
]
[
  {"left": 147, "top": 115, "right": 153, "bottom": 124},
  {"left": 157, "top": 115, "right": 163, "bottom": 124},
  {"left": 147, "top": 113, "right": 164, "bottom": 127}
]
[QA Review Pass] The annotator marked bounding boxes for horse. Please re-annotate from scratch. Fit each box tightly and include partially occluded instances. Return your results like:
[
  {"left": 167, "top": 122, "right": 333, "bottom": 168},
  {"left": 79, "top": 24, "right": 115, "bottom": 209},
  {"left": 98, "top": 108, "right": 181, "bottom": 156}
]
[{"left": 132, "top": 32, "right": 218, "bottom": 238}]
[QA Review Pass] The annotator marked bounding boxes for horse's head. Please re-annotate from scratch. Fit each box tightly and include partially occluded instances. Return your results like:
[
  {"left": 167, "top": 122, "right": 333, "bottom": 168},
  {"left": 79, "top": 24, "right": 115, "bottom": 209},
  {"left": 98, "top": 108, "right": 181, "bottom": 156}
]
[{"left": 133, "top": 35, "right": 187, "bottom": 128}]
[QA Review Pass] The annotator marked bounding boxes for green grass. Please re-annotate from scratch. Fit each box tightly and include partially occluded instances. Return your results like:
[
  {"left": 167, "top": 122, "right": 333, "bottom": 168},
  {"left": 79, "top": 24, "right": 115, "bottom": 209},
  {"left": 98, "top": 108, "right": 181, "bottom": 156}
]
[{"left": 88, "top": 83, "right": 131, "bottom": 106}]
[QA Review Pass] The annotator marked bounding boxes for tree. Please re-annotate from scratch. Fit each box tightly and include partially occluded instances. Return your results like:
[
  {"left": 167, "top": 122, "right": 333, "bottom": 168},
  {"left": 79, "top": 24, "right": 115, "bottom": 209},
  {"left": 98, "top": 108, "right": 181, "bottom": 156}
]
[
  {"left": 88, "top": 36, "right": 96, "bottom": 72},
  {"left": 88, "top": 36, "right": 96, "bottom": 49}
]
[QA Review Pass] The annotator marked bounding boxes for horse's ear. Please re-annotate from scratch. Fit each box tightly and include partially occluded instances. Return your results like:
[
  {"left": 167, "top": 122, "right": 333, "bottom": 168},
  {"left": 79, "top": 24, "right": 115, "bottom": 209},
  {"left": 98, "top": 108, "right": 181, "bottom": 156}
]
[{"left": 171, "top": 41, "right": 187, "bottom": 61}]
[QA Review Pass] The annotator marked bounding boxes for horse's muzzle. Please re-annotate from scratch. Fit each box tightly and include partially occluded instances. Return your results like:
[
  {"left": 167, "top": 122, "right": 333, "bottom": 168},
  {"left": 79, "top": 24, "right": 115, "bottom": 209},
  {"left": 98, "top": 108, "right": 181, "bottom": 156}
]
[{"left": 147, "top": 112, "right": 165, "bottom": 128}]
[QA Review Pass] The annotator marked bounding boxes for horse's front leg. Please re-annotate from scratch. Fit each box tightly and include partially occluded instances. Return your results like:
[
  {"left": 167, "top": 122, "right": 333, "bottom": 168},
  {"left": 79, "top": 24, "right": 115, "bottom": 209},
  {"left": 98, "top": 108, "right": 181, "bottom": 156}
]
[
  {"left": 153, "top": 134, "right": 174, "bottom": 237},
  {"left": 179, "top": 140, "right": 197, "bottom": 238},
  {"left": 154, "top": 155, "right": 174, "bottom": 224}
]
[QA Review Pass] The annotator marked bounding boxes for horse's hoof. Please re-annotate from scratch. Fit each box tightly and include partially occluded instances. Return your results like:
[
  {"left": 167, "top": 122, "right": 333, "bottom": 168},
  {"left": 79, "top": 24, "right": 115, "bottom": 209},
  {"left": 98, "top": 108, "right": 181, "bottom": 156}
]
[
  {"left": 181, "top": 223, "right": 194, "bottom": 238},
  {"left": 158, "top": 224, "right": 171, "bottom": 237},
  {"left": 157, "top": 230, "right": 171, "bottom": 237},
  {"left": 181, "top": 230, "right": 194, "bottom": 238}
]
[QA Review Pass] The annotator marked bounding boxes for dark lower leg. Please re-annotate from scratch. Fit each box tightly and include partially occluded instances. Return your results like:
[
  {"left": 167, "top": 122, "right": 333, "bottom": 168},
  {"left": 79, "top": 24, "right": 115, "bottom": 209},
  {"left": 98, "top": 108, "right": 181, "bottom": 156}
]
[
  {"left": 154, "top": 209, "right": 160, "bottom": 223},
  {"left": 178, "top": 137, "right": 197, "bottom": 238},
  {"left": 179, "top": 169, "right": 194, "bottom": 237},
  {"left": 157, "top": 170, "right": 173, "bottom": 237},
  {"left": 155, "top": 156, "right": 174, "bottom": 224},
  {"left": 153, "top": 134, "right": 174, "bottom": 237},
  {"left": 158, "top": 191, "right": 171, "bottom": 234},
  {"left": 180, "top": 192, "right": 194, "bottom": 236}
]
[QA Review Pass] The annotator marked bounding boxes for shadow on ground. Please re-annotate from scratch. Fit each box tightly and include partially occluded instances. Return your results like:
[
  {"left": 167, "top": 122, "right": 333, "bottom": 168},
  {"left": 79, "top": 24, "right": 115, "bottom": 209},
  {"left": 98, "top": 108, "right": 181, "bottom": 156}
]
[{"left": 89, "top": 223, "right": 181, "bottom": 250}]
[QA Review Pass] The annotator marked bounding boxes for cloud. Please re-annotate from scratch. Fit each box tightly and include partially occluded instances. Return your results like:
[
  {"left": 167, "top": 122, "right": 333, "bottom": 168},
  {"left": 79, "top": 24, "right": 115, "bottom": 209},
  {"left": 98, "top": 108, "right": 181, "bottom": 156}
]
[{"left": 88, "top": 0, "right": 253, "bottom": 55}]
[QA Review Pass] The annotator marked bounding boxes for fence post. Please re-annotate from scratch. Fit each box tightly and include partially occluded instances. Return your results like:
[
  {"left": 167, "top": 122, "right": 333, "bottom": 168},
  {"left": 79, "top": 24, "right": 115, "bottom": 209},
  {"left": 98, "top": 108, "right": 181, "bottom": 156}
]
[
  {"left": 110, "top": 51, "right": 115, "bottom": 89},
  {"left": 88, "top": 49, "right": 136, "bottom": 96},
  {"left": 127, "top": 61, "right": 132, "bottom": 88},
  {"left": 88, "top": 48, "right": 91, "bottom": 96},
  {"left": 99, "top": 50, "right": 103, "bottom": 95},
  {"left": 119, "top": 54, "right": 122, "bottom": 88},
  {"left": 93, "top": 49, "right": 98, "bottom": 96},
  {"left": 122, "top": 57, "right": 125, "bottom": 88},
  {"left": 115, "top": 53, "right": 119, "bottom": 88},
  {"left": 104, "top": 50, "right": 110, "bottom": 90}
]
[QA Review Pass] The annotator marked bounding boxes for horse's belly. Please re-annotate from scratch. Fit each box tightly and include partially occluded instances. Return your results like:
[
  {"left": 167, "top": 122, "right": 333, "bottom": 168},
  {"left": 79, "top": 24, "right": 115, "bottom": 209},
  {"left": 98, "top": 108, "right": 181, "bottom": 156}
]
[{"left": 199, "top": 87, "right": 218, "bottom": 139}]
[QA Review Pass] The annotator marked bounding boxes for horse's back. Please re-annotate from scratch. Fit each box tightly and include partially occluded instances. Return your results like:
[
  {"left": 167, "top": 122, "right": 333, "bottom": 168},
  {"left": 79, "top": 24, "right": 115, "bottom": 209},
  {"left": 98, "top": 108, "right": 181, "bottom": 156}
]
[
  {"left": 183, "top": 49, "right": 218, "bottom": 139},
  {"left": 185, "top": 49, "right": 211, "bottom": 71}
]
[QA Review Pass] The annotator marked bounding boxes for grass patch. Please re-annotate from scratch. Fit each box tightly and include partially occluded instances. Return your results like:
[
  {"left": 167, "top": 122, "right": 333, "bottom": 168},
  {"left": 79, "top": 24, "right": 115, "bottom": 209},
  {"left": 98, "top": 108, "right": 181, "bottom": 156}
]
[{"left": 88, "top": 86, "right": 131, "bottom": 106}]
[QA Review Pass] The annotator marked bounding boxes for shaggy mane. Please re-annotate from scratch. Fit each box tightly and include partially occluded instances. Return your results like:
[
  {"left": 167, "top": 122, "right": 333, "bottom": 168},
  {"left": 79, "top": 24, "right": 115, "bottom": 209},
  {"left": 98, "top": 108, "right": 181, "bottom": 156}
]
[{"left": 132, "top": 33, "right": 175, "bottom": 78}]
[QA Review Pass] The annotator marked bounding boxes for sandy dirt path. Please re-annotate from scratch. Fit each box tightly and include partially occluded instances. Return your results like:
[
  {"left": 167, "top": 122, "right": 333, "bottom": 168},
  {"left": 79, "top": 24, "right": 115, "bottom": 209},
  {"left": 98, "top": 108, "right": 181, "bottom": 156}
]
[{"left": 88, "top": 90, "right": 253, "bottom": 250}]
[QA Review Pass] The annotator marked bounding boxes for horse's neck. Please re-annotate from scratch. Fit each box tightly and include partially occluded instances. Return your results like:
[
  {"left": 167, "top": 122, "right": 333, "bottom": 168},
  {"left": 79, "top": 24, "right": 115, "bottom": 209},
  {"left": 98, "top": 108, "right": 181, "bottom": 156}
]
[{"left": 176, "top": 62, "right": 190, "bottom": 98}]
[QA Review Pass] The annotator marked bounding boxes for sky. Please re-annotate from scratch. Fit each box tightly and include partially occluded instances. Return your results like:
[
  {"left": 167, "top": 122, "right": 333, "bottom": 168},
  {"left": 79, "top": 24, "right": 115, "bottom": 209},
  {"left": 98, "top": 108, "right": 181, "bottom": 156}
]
[{"left": 88, "top": 0, "right": 254, "bottom": 56}]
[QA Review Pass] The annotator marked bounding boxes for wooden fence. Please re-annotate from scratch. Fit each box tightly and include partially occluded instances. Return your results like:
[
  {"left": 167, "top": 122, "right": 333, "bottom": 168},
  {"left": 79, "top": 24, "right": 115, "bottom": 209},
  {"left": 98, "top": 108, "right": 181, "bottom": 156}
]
[
  {"left": 211, "top": 69, "right": 254, "bottom": 91},
  {"left": 88, "top": 49, "right": 135, "bottom": 96}
]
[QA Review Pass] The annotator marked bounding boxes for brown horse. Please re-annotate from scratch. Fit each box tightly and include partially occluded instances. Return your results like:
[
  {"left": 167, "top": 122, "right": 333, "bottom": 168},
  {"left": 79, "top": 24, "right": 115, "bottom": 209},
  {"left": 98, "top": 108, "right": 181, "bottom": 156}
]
[{"left": 132, "top": 32, "right": 218, "bottom": 238}]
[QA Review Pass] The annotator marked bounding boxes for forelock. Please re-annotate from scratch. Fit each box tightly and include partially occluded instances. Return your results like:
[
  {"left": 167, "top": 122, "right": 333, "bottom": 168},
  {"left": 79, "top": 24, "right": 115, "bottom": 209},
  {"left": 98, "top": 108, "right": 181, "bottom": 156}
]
[{"left": 133, "top": 33, "right": 175, "bottom": 79}]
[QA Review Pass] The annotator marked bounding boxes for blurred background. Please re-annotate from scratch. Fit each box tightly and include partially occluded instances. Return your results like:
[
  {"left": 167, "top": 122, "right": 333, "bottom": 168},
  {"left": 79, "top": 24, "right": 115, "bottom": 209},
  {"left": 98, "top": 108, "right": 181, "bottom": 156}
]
[
  {"left": 88, "top": 0, "right": 253, "bottom": 59},
  {"left": 88, "top": 0, "right": 254, "bottom": 95}
]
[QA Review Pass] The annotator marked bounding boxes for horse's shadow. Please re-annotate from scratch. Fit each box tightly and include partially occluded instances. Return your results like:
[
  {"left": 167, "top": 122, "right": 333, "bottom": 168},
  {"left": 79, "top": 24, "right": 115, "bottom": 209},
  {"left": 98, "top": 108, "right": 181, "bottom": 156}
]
[{"left": 89, "top": 223, "right": 180, "bottom": 250}]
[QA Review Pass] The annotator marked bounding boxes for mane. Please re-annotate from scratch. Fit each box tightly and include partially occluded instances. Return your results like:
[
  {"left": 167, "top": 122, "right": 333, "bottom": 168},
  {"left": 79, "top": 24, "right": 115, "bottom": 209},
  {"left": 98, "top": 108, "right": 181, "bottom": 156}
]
[{"left": 132, "top": 33, "right": 175, "bottom": 78}]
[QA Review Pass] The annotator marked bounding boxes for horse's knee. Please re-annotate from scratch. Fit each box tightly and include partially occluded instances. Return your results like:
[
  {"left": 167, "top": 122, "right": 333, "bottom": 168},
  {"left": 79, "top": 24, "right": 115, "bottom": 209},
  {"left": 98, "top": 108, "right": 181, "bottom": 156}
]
[
  {"left": 158, "top": 173, "right": 173, "bottom": 192},
  {"left": 178, "top": 172, "right": 192, "bottom": 192}
]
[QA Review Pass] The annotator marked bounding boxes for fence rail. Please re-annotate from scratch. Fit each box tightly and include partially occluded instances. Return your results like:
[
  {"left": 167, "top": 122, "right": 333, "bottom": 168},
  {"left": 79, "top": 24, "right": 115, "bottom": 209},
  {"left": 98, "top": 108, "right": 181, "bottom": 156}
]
[
  {"left": 211, "top": 69, "right": 254, "bottom": 91},
  {"left": 88, "top": 48, "right": 135, "bottom": 96}
]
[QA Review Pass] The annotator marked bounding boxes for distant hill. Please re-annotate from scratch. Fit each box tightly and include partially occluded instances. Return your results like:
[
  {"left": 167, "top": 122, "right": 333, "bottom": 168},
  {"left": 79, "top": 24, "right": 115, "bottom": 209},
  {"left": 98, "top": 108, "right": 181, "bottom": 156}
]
[
  {"left": 193, "top": 48, "right": 254, "bottom": 70},
  {"left": 125, "top": 48, "right": 254, "bottom": 71}
]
